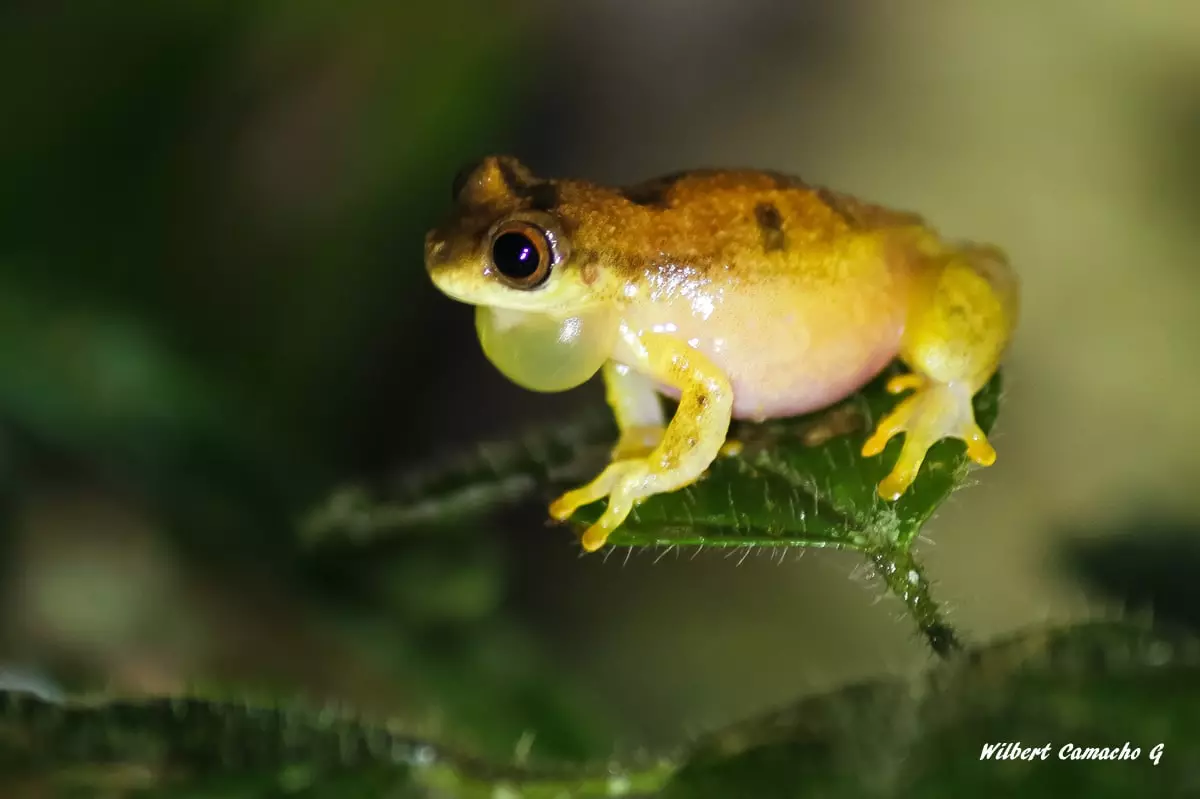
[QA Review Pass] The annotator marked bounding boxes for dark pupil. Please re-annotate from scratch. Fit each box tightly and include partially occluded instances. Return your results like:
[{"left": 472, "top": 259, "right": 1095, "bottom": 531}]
[{"left": 492, "top": 232, "right": 541, "bottom": 280}]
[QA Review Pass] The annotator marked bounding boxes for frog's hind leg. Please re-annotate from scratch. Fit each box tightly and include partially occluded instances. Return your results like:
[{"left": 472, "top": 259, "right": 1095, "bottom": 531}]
[{"left": 862, "top": 242, "right": 1018, "bottom": 499}]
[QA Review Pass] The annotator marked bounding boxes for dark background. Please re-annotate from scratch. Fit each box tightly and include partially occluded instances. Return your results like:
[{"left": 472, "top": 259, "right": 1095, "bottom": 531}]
[{"left": 1, "top": 0, "right": 1198, "bottom": 763}]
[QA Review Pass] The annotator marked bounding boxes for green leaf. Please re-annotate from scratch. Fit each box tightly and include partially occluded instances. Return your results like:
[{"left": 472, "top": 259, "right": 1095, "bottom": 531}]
[
  {"left": 300, "top": 413, "right": 615, "bottom": 547},
  {"left": 661, "top": 620, "right": 1200, "bottom": 798},
  {"left": 304, "top": 365, "right": 1003, "bottom": 653},
  {"left": 0, "top": 621, "right": 1192, "bottom": 797},
  {"left": 0, "top": 690, "right": 672, "bottom": 798}
]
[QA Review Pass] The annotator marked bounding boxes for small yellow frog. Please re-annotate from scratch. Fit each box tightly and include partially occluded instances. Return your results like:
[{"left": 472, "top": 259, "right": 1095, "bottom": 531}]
[{"left": 425, "top": 156, "right": 1018, "bottom": 552}]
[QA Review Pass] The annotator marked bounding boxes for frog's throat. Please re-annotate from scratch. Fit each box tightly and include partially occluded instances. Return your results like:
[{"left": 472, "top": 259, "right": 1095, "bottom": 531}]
[{"left": 475, "top": 306, "right": 617, "bottom": 393}]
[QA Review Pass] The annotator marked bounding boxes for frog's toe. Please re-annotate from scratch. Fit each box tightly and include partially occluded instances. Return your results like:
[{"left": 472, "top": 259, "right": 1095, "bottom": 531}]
[
  {"left": 861, "top": 394, "right": 918, "bottom": 458},
  {"left": 963, "top": 423, "right": 996, "bottom": 466},
  {"left": 865, "top": 382, "right": 994, "bottom": 500},
  {"left": 885, "top": 373, "right": 926, "bottom": 395},
  {"left": 877, "top": 434, "right": 932, "bottom": 500},
  {"left": 579, "top": 498, "right": 634, "bottom": 552},
  {"left": 878, "top": 463, "right": 919, "bottom": 501},
  {"left": 549, "top": 462, "right": 624, "bottom": 521},
  {"left": 549, "top": 459, "right": 650, "bottom": 551}
]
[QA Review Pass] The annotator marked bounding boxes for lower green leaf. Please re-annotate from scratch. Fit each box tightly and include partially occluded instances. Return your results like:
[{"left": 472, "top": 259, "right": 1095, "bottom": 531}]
[
  {"left": 0, "top": 621, "right": 1191, "bottom": 797},
  {"left": 0, "top": 691, "right": 671, "bottom": 798}
]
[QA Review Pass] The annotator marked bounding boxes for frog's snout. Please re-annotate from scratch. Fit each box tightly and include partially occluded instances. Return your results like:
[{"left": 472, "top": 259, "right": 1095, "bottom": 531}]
[
  {"left": 424, "top": 230, "right": 461, "bottom": 294},
  {"left": 424, "top": 229, "right": 478, "bottom": 304},
  {"left": 424, "top": 230, "right": 448, "bottom": 269}
]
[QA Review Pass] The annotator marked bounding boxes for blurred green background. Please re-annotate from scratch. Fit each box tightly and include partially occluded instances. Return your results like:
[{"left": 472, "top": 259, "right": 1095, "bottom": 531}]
[{"left": 1, "top": 0, "right": 1198, "bottom": 766}]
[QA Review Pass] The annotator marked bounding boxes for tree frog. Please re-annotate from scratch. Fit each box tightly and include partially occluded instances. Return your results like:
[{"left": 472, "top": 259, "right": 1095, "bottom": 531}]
[{"left": 425, "top": 156, "right": 1018, "bottom": 552}]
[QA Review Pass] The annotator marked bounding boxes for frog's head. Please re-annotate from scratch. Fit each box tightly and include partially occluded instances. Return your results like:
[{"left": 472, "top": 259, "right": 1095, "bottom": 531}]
[
  {"left": 424, "top": 156, "right": 618, "bottom": 392},
  {"left": 424, "top": 155, "right": 599, "bottom": 314}
]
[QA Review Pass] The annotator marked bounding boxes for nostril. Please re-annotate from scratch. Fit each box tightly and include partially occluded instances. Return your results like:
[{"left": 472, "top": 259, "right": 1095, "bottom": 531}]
[
  {"left": 420, "top": 231, "right": 444, "bottom": 262},
  {"left": 424, "top": 233, "right": 447, "bottom": 262}
]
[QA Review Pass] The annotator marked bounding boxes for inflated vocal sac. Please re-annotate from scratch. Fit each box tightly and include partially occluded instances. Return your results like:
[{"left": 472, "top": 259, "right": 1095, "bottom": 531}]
[{"left": 475, "top": 305, "right": 617, "bottom": 393}]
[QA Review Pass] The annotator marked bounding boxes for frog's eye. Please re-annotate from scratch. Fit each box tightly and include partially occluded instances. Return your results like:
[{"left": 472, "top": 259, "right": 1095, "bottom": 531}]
[{"left": 488, "top": 221, "right": 553, "bottom": 290}]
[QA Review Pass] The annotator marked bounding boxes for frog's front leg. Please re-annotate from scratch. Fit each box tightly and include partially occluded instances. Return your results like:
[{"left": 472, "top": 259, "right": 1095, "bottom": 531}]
[
  {"left": 551, "top": 332, "right": 733, "bottom": 551},
  {"left": 603, "top": 361, "right": 666, "bottom": 460},
  {"left": 863, "top": 242, "right": 1018, "bottom": 499}
]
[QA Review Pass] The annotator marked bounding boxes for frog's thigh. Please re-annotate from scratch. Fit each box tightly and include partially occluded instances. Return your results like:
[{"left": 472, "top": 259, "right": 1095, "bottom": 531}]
[
  {"left": 603, "top": 361, "right": 666, "bottom": 460},
  {"left": 864, "top": 245, "right": 1016, "bottom": 499},
  {"left": 551, "top": 335, "right": 733, "bottom": 551}
]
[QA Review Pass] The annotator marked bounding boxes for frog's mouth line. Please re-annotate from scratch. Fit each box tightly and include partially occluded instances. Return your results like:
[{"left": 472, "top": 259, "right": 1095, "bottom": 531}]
[
  {"left": 428, "top": 270, "right": 560, "bottom": 313},
  {"left": 426, "top": 265, "right": 497, "bottom": 307},
  {"left": 427, "top": 276, "right": 482, "bottom": 307},
  {"left": 431, "top": 280, "right": 543, "bottom": 311}
]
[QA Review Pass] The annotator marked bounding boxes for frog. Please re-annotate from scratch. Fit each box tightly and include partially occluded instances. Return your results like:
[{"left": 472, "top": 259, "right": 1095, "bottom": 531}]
[{"left": 424, "top": 156, "right": 1018, "bottom": 553}]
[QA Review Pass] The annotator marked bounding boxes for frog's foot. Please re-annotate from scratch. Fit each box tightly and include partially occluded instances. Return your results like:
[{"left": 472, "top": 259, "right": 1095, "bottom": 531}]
[
  {"left": 861, "top": 376, "right": 995, "bottom": 500},
  {"left": 554, "top": 427, "right": 741, "bottom": 553},
  {"left": 549, "top": 459, "right": 655, "bottom": 552},
  {"left": 611, "top": 425, "right": 666, "bottom": 460}
]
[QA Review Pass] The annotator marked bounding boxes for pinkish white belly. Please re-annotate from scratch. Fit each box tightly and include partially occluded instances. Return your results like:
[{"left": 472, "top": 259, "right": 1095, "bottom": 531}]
[{"left": 617, "top": 284, "right": 908, "bottom": 421}]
